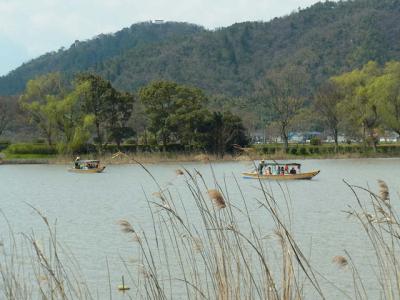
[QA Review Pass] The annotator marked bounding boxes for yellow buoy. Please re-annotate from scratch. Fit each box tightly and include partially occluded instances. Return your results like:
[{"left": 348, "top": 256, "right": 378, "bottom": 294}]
[{"left": 118, "top": 276, "right": 130, "bottom": 292}]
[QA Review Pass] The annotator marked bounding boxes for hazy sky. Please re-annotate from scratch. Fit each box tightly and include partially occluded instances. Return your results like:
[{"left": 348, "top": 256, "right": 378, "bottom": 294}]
[{"left": 0, "top": 0, "right": 325, "bottom": 76}]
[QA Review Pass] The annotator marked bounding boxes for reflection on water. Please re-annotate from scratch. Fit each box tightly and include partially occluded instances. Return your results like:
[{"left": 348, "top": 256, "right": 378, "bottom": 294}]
[{"left": 0, "top": 158, "right": 399, "bottom": 298}]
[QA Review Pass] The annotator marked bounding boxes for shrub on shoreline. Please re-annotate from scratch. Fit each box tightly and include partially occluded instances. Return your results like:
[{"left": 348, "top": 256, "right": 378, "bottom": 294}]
[{"left": 6, "top": 143, "right": 57, "bottom": 155}]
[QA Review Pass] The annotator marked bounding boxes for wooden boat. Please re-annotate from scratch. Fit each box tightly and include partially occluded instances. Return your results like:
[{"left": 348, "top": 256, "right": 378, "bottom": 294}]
[
  {"left": 242, "top": 162, "right": 320, "bottom": 180},
  {"left": 242, "top": 170, "right": 320, "bottom": 180},
  {"left": 68, "top": 159, "right": 106, "bottom": 173}
]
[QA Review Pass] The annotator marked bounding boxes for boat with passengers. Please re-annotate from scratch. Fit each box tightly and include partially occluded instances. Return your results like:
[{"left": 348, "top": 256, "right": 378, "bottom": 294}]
[
  {"left": 242, "top": 161, "right": 319, "bottom": 180},
  {"left": 68, "top": 157, "right": 106, "bottom": 173}
]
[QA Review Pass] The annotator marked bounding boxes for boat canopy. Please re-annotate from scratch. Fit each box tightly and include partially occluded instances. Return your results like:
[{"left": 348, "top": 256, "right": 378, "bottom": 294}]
[
  {"left": 78, "top": 160, "right": 100, "bottom": 163},
  {"left": 262, "top": 162, "right": 301, "bottom": 167}
]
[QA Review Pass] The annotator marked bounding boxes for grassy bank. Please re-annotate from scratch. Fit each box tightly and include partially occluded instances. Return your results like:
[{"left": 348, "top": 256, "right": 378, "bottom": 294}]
[
  {"left": 254, "top": 143, "right": 400, "bottom": 158},
  {"left": 1, "top": 142, "right": 400, "bottom": 164}
]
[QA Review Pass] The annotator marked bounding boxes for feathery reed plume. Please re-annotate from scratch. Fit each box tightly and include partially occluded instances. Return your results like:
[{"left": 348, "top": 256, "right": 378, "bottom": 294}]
[
  {"left": 152, "top": 191, "right": 170, "bottom": 208},
  {"left": 175, "top": 169, "right": 184, "bottom": 176},
  {"left": 118, "top": 220, "right": 141, "bottom": 242},
  {"left": 152, "top": 192, "right": 162, "bottom": 198},
  {"left": 138, "top": 264, "right": 151, "bottom": 279},
  {"left": 152, "top": 191, "right": 167, "bottom": 201},
  {"left": 131, "top": 233, "right": 142, "bottom": 243},
  {"left": 377, "top": 180, "right": 389, "bottom": 201},
  {"left": 192, "top": 237, "right": 203, "bottom": 253},
  {"left": 207, "top": 189, "right": 226, "bottom": 209},
  {"left": 118, "top": 220, "right": 135, "bottom": 234},
  {"left": 332, "top": 255, "right": 348, "bottom": 268},
  {"left": 274, "top": 228, "right": 285, "bottom": 241}
]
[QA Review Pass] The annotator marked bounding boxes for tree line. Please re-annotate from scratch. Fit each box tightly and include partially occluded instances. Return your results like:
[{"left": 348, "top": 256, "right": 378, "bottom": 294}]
[
  {"left": 257, "top": 61, "right": 400, "bottom": 152},
  {"left": 1, "top": 60, "right": 399, "bottom": 156},
  {"left": 13, "top": 73, "right": 248, "bottom": 157}
]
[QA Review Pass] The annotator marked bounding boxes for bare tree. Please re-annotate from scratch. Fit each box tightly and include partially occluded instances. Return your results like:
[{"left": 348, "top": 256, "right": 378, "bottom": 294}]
[
  {"left": 259, "top": 66, "right": 308, "bottom": 151},
  {"left": 313, "top": 81, "right": 343, "bottom": 152}
]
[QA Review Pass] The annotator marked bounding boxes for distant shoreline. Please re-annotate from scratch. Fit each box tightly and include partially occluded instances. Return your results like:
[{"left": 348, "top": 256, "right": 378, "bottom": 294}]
[{"left": 1, "top": 152, "right": 400, "bottom": 165}]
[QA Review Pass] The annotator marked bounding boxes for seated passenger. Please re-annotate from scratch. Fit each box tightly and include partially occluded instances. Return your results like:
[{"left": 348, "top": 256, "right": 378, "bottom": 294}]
[
  {"left": 265, "top": 167, "right": 272, "bottom": 175},
  {"left": 290, "top": 167, "right": 297, "bottom": 174}
]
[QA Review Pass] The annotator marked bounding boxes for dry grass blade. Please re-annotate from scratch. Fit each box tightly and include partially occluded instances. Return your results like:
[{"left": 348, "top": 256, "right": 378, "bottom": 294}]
[
  {"left": 194, "top": 154, "right": 210, "bottom": 163},
  {"left": 377, "top": 180, "right": 389, "bottom": 201},
  {"left": 332, "top": 255, "right": 348, "bottom": 268},
  {"left": 234, "top": 155, "right": 251, "bottom": 161},
  {"left": 364, "top": 213, "right": 376, "bottom": 223},
  {"left": 232, "top": 144, "right": 256, "bottom": 153},
  {"left": 207, "top": 189, "right": 226, "bottom": 209},
  {"left": 138, "top": 264, "right": 151, "bottom": 279}
]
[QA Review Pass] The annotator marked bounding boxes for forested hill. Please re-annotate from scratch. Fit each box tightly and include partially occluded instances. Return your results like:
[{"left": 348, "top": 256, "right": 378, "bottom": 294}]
[
  {"left": 0, "top": 22, "right": 205, "bottom": 95},
  {"left": 1, "top": 0, "right": 400, "bottom": 97}
]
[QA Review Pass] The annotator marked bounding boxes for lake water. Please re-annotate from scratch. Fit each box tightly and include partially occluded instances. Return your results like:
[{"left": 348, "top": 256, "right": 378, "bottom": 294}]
[{"left": 1, "top": 158, "right": 399, "bottom": 299}]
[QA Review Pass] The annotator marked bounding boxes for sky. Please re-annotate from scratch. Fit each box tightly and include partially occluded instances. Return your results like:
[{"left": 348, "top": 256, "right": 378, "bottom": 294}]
[{"left": 0, "top": 0, "right": 325, "bottom": 76}]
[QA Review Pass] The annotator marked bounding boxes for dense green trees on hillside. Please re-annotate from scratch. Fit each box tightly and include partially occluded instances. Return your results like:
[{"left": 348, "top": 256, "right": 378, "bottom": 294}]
[
  {"left": 139, "top": 81, "right": 209, "bottom": 151},
  {"left": 3, "top": 0, "right": 400, "bottom": 150},
  {"left": 6, "top": 60, "right": 400, "bottom": 155},
  {"left": 76, "top": 74, "right": 135, "bottom": 151},
  {"left": 20, "top": 73, "right": 67, "bottom": 145},
  {"left": 205, "top": 111, "right": 249, "bottom": 158},
  {"left": 0, "top": 22, "right": 204, "bottom": 95},
  {"left": 2, "top": 0, "right": 400, "bottom": 108},
  {"left": 20, "top": 73, "right": 136, "bottom": 153},
  {"left": 368, "top": 61, "right": 400, "bottom": 136},
  {"left": 333, "top": 61, "right": 381, "bottom": 150},
  {"left": 307, "top": 61, "right": 400, "bottom": 151},
  {"left": 139, "top": 81, "right": 248, "bottom": 155},
  {"left": 17, "top": 75, "right": 248, "bottom": 155},
  {"left": 0, "top": 96, "right": 17, "bottom": 137}
]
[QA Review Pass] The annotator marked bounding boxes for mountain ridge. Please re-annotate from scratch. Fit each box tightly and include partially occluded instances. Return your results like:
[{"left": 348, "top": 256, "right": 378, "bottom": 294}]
[{"left": 1, "top": 0, "right": 400, "bottom": 97}]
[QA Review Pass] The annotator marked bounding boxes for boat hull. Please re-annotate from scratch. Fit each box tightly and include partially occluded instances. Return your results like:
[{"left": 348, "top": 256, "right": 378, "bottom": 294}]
[
  {"left": 242, "top": 170, "right": 320, "bottom": 180},
  {"left": 68, "top": 166, "right": 106, "bottom": 173}
]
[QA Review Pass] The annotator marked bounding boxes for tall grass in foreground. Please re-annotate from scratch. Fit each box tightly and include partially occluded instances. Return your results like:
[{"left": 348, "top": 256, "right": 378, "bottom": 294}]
[
  {"left": 0, "top": 208, "right": 93, "bottom": 300},
  {"left": 117, "top": 166, "right": 400, "bottom": 299},
  {"left": 1, "top": 163, "right": 399, "bottom": 299},
  {"left": 116, "top": 164, "right": 325, "bottom": 299},
  {"left": 341, "top": 179, "right": 400, "bottom": 299}
]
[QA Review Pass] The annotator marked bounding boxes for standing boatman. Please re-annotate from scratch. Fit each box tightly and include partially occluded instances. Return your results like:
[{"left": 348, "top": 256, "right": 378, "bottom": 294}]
[
  {"left": 258, "top": 160, "right": 265, "bottom": 175},
  {"left": 74, "top": 156, "right": 80, "bottom": 169}
]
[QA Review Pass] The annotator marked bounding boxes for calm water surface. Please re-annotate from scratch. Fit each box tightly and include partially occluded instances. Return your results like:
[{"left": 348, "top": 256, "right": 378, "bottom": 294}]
[{"left": 1, "top": 158, "right": 399, "bottom": 298}]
